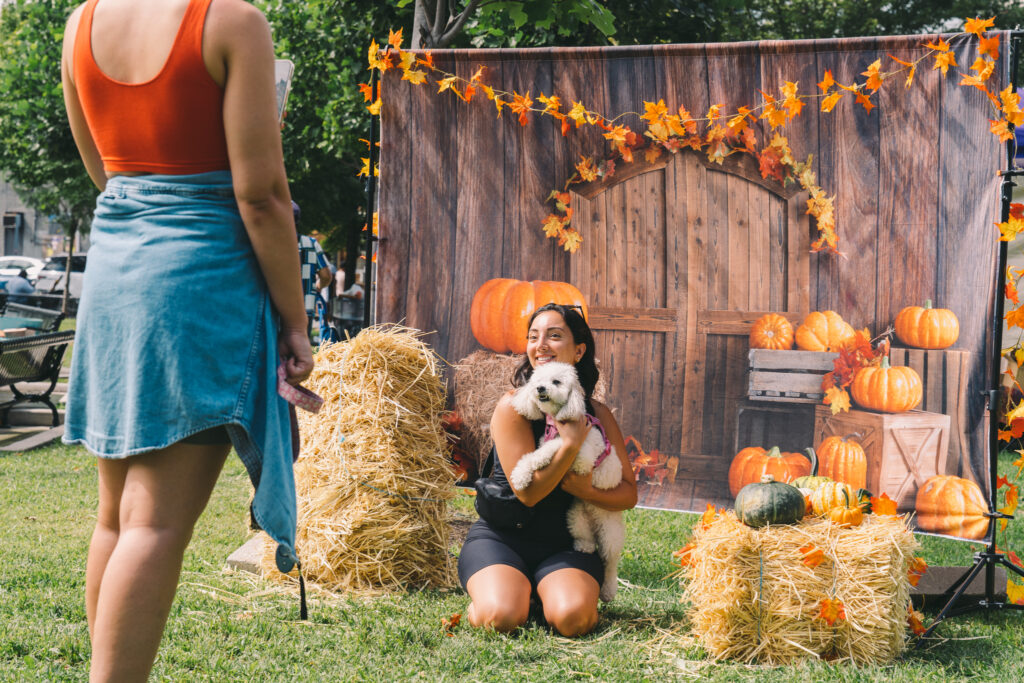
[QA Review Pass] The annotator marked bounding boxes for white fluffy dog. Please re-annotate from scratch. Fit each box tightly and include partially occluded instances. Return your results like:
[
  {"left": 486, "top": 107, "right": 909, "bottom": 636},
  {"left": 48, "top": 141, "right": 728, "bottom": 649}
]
[{"left": 508, "top": 361, "right": 624, "bottom": 601}]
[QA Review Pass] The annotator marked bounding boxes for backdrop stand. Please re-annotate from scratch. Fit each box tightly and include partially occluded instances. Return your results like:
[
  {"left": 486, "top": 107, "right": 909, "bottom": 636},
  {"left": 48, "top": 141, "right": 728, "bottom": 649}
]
[{"left": 921, "top": 30, "right": 1024, "bottom": 639}]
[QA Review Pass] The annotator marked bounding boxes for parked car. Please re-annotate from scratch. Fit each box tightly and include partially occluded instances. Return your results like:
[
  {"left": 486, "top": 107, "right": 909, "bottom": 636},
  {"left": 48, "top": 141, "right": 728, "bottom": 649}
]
[
  {"left": 34, "top": 254, "right": 87, "bottom": 298},
  {"left": 0, "top": 256, "right": 46, "bottom": 283}
]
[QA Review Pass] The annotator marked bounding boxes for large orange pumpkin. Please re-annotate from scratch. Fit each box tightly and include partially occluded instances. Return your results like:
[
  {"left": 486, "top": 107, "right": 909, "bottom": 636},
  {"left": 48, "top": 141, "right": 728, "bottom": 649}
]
[
  {"left": 817, "top": 433, "right": 868, "bottom": 489},
  {"left": 915, "top": 475, "right": 989, "bottom": 540},
  {"left": 728, "top": 446, "right": 813, "bottom": 497},
  {"left": 470, "top": 279, "right": 588, "bottom": 354},
  {"left": 850, "top": 357, "right": 922, "bottom": 413},
  {"left": 795, "top": 311, "right": 855, "bottom": 352},
  {"left": 894, "top": 299, "right": 959, "bottom": 349},
  {"left": 749, "top": 313, "right": 794, "bottom": 350}
]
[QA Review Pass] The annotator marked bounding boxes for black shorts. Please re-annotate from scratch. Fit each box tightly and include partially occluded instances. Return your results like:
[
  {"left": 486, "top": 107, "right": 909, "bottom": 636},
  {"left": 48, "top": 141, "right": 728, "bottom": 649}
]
[{"left": 457, "top": 519, "right": 604, "bottom": 589}]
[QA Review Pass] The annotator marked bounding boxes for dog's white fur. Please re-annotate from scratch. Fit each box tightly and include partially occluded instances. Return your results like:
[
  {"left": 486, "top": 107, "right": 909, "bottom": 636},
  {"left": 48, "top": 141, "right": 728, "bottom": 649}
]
[{"left": 508, "top": 362, "right": 624, "bottom": 602}]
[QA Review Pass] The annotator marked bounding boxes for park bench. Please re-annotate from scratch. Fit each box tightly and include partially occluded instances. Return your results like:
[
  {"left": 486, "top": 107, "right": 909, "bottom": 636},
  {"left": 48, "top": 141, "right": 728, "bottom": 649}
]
[{"left": 0, "top": 330, "right": 75, "bottom": 427}]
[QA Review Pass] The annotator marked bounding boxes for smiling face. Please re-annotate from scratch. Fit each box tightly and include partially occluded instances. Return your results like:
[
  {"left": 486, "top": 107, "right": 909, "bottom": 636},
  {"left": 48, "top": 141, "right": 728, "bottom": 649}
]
[{"left": 527, "top": 310, "right": 586, "bottom": 369}]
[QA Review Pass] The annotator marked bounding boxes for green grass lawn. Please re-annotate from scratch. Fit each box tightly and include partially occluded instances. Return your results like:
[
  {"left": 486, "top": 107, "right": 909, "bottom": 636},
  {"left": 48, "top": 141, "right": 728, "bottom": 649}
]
[{"left": 2, "top": 445, "right": 1024, "bottom": 681}]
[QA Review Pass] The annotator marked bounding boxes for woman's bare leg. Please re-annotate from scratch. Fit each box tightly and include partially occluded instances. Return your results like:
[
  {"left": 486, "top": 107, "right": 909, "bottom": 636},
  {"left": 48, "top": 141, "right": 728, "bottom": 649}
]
[
  {"left": 536, "top": 568, "right": 599, "bottom": 637},
  {"left": 88, "top": 441, "right": 229, "bottom": 683},
  {"left": 464, "top": 564, "right": 532, "bottom": 632},
  {"left": 86, "top": 457, "right": 128, "bottom": 638}
]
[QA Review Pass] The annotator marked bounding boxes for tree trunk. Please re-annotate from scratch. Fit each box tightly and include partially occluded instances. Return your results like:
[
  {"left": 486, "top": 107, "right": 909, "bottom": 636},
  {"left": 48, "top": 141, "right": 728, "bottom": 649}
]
[
  {"left": 62, "top": 222, "right": 75, "bottom": 316},
  {"left": 412, "top": 0, "right": 480, "bottom": 49}
]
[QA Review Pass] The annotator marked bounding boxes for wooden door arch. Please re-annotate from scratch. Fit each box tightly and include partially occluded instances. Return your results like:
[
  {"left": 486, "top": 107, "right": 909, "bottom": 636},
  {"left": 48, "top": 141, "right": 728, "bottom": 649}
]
[{"left": 569, "top": 148, "right": 810, "bottom": 501}]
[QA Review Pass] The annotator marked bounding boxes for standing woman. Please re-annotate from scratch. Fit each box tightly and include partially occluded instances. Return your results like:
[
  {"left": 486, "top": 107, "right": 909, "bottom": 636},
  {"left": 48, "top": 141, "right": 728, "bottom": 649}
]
[
  {"left": 458, "top": 303, "right": 637, "bottom": 637},
  {"left": 59, "top": 0, "right": 312, "bottom": 680}
]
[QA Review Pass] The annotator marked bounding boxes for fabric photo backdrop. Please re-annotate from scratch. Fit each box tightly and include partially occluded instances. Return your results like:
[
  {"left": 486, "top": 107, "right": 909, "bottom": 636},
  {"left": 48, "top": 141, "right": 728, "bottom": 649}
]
[{"left": 377, "top": 34, "right": 1009, "bottom": 539}]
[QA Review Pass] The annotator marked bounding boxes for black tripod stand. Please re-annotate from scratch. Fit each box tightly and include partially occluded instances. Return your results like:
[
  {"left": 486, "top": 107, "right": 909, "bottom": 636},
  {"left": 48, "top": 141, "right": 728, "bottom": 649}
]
[{"left": 922, "top": 35, "right": 1024, "bottom": 634}]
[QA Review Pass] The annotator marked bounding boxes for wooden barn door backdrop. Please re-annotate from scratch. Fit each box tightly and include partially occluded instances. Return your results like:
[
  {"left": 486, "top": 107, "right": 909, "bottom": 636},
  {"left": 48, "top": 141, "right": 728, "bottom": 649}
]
[{"left": 377, "top": 35, "right": 1008, "bottom": 529}]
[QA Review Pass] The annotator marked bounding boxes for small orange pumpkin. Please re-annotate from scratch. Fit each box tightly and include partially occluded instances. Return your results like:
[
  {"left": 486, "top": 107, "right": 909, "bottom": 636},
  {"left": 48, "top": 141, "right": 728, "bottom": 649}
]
[
  {"left": 795, "top": 311, "right": 855, "bottom": 352},
  {"left": 828, "top": 489, "right": 864, "bottom": 528},
  {"left": 850, "top": 357, "right": 922, "bottom": 413},
  {"left": 749, "top": 313, "right": 794, "bottom": 350},
  {"left": 817, "top": 433, "right": 868, "bottom": 490},
  {"left": 727, "top": 446, "right": 813, "bottom": 497},
  {"left": 470, "top": 279, "right": 588, "bottom": 354},
  {"left": 894, "top": 300, "right": 959, "bottom": 349},
  {"left": 811, "top": 480, "right": 856, "bottom": 516},
  {"left": 915, "top": 475, "right": 989, "bottom": 540}
]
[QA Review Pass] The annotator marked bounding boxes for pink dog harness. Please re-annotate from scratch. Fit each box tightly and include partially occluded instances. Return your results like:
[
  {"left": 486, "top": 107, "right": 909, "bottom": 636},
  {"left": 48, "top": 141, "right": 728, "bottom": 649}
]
[{"left": 543, "top": 413, "right": 613, "bottom": 468}]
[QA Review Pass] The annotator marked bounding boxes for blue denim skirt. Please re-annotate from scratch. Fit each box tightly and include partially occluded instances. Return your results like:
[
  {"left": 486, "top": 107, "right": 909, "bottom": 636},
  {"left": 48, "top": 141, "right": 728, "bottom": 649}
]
[{"left": 63, "top": 171, "right": 298, "bottom": 572}]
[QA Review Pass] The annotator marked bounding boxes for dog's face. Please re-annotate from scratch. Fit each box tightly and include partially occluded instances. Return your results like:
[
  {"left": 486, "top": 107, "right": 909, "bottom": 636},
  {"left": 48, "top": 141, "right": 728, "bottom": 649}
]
[{"left": 511, "top": 362, "right": 586, "bottom": 421}]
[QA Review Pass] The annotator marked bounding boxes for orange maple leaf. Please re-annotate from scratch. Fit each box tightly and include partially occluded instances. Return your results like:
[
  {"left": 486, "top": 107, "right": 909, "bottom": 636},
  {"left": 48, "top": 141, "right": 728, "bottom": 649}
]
[
  {"left": 817, "top": 69, "right": 835, "bottom": 92},
  {"left": 398, "top": 51, "right": 416, "bottom": 71},
  {"left": 821, "top": 91, "right": 844, "bottom": 113},
  {"left": 388, "top": 28, "right": 403, "bottom": 49},
  {"left": 1012, "top": 203, "right": 1024, "bottom": 220},
  {"left": 824, "top": 386, "right": 851, "bottom": 414},
  {"left": 933, "top": 51, "right": 957, "bottom": 76},
  {"left": 416, "top": 52, "right": 435, "bottom": 70},
  {"left": 855, "top": 91, "right": 875, "bottom": 114},
  {"left": 1008, "top": 580, "right": 1024, "bottom": 606},
  {"left": 959, "top": 72, "right": 990, "bottom": 92},
  {"left": 603, "top": 124, "right": 630, "bottom": 145},
  {"left": 468, "top": 65, "right": 485, "bottom": 83},
  {"left": 991, "top": 119, "right": 1014, "bottom": 142},
  {"left": 367, "top": 98, "right": 382, "bottom": 116},
  {"left": 757, "top": 147, "right": 784, "bottom": 181},
  {"left": 888, "top": 53, "right": 918, "bottom": 88},
  {"left": 782, "top": 81, "right": 804, "bottom": 117},
  {"left": 538, "top": 93, "right": 562, "bottom": 116},
  {"left": 727, "top": 106, "right": 753, "bottom": 134},
  {"left": 558, "top": 228, "right": 582, "bottom": 253},
  {"left": 971, "top": 57, "right": 996, "bottom": 84},
  {"left": 862, "top": 59, "right": 883, "bottom": 92},
  {"left": 1007, "top": 278, "right": 1020, "bottom": 305},
  {"left": 871, "top": 492, "right": 899, "bottom": 516},
  {"left": 509, "top": 91, "right": 533, "bottom": 126},
  {"left": 673, "top": 541, "right": 697, "bottom": 568},
  {"left": 677, "top": 106, "right": 699, "bottom": 135},
  {"left": 799, "top": 544, "right": 826, "bottom": 568},
  {"left": 437, "top": 76, "right": 458, "bottom": 94},
  {"left": 641, "top": 99, "right": 669, "bottom": 125},
  {"left": 997, "top": 216, "right": 1024, "bottom": 242},
  {"left": 358, "top": 82, "right": 374, "bottom": 102},
  {"left": 402, "top": 69, "right": 427, "bottom": 85},
  {"left": 576, "top": 155, "right": 598, "bottom": 182},
  {"left": 908, "top": 606, "right": 927, "bottom": 635},
  {"left": 644, "top": 145, "right": 663, "bottom": 164},
  {"left": 705, "top": 125, "right": 729, "bottom": 164},
  {"left": 441, "top": 612, "right": 461, "bottom": 635},
  {"left": 818, "top": 598, "right": 846, "bottom": 625},
  {"left": 542, "top": 214, "right": 566, "bottom": 238},
  {"left": 925, "top": 38, "right": 951, "bottom": 52},
  {"left": 700, "top": 502, "right": 717, "bottom": 530},
  {"left": 964, "top": 16, "right": 996, "bottom": 37}
]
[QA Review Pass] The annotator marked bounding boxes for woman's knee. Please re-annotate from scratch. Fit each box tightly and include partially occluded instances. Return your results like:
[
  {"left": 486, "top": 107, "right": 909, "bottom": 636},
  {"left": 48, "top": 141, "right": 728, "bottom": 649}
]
[{"left": 543, "top": 598, "right": 598, "bottom": 637}]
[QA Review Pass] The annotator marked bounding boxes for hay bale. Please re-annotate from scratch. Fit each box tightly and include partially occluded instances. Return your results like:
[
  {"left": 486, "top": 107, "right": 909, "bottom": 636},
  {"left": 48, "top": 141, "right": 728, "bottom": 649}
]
[
  {"left": 261, "top": 324, "right": 457, "bottom": 594},
  {"left": 679, "top": 511, "right": 920, "bottom": 665},
  {"left": 452, "top": 350, "right": 608, "bottom": 469}
]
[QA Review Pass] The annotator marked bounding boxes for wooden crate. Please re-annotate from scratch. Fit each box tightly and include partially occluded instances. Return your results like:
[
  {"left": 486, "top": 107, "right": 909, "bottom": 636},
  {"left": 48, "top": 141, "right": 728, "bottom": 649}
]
[
  {"left": 813, "top": 405, "right": 950, "bottom": 512},
  {"left": 747, "top": 349, "right": 838, "bottom": 403},
  {"left": 888, "top": 348, "right": 972, "bottom": 476},
  {"left": 733, "top": 399, "right": 815, "bottom": 455}
]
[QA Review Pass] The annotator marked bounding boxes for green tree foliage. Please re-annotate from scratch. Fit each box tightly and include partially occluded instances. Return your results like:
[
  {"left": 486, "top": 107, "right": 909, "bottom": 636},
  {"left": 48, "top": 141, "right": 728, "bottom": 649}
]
[{"left": 0, "top": 0, "right": 94, "bottom": 239}]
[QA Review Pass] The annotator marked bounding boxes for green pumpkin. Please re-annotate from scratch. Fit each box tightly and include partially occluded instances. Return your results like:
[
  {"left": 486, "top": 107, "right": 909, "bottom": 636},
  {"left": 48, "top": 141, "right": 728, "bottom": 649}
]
[
  {"left": 790, "top": 447, "right": 833, "bottom": 490},
  {"left": 855, "top": 488, "right": 873, "bottom": 513},
  {"left": 734, "top": 474, "right": 806, "bottom": 528}
]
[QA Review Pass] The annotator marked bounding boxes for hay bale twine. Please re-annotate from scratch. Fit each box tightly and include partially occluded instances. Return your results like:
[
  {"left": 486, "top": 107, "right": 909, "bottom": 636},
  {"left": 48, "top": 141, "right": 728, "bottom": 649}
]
[{"left": 261, "top": 324, "right": 457, "bottom": 594}]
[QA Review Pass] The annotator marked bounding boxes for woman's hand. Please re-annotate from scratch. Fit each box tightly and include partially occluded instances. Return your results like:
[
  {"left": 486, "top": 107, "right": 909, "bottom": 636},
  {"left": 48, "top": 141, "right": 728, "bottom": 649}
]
[
  {"left": 278, "top": 326, "right": 314, "bottom": 385},
  {"left": 552, "top": 417, "right": 591, "bottom": 453},
  {"left": 559, "top": 469, "right": 594, "bottom": 497}
]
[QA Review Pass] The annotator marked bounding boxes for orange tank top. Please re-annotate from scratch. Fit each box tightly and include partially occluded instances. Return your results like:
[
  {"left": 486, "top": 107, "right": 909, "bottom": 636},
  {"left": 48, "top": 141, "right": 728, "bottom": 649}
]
[{"left": 73, "top": 0, "right": 230, "bottom": 174}]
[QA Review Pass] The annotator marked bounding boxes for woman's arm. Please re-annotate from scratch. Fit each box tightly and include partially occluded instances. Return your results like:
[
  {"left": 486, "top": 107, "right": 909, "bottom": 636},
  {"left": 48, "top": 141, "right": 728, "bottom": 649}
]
[
  {"left": 490, "top": 392, "right": 592, "bottom": 508},
  {"left": 559, "top": 401, "right": 638, "bottom": 512},
  {"left": 208, "top": 1, "right": 312, "bottom": 382},
  {"left": 61, "top": 6, "right": 106, "bottom": 191}
]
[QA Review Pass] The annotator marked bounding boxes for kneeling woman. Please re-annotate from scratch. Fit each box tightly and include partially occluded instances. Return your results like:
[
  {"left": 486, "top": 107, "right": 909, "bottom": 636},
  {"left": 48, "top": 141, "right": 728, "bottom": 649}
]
[{"left": 458, "top": 303, "right": 637, "bottom": 637}]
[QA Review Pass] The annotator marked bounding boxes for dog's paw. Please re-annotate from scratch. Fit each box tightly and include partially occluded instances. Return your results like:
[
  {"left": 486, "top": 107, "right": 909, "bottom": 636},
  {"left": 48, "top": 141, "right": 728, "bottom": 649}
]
[
  {"left": 573, "top": 538, "right": 596, "bottom": 553},
  {"left": 600, "top": 579, "right": 618, "bottom": 602}
]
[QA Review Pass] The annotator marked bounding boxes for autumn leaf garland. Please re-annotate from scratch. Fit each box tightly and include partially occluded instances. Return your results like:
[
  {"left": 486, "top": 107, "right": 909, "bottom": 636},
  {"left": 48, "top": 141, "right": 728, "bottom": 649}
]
[{"left": 363, "top": 18, "right": 1017, "bottom": 256}]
